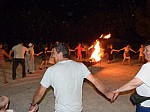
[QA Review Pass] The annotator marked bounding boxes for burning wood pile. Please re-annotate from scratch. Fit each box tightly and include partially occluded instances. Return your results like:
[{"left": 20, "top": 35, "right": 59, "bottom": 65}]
[
  {"left": 82, "top": 40, "right": 101, "bottom": 67},
  {"left": 82, "top": 59, "right": 100, "bottom": 67},
  {"left": 82, "top": 34, "right": 111, "bottom": 67}
]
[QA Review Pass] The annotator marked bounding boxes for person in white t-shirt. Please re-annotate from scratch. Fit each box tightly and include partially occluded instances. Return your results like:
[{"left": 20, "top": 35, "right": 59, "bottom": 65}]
[
  {"left": 29, "top": 43, "right": 115, "bottom": 112},
  {"left": 113, "top": 40, "right": 150, "bottom": 112},
  {"left": 9, "top": 40, "right": 28, "bottom": 80}
]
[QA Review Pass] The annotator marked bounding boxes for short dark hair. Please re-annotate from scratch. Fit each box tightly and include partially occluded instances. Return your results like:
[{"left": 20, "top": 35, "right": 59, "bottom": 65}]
[
  {"left": 145, "top": 39, "right": 150, "bottom": 46},
  {"left": 55, "top": 43, "right": 69, "bottom": 58}
]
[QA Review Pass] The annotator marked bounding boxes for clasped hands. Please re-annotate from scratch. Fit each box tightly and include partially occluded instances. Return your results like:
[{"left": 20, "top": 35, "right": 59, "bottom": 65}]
[{"left": 105, "top": 89, "right": 120, "bottom": 102}]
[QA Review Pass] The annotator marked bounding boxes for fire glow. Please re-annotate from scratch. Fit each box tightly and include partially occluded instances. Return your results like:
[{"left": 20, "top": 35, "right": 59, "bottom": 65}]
[
  {"left": 99, "top": 33, "right": 111, "bottom": 39},
  {"left": 90, "top": 40, "right": 101, "bottom": 62}
]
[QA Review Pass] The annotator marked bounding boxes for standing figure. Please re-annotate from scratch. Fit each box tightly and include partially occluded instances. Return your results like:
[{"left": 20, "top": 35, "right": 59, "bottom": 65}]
[
  {"left": 119, "top": 44, "right": 136, "bottom": 65},
  {"left": 29, "top": 43, "right": 114, "bottom": 112},
  {"left": 48, "top": 47, "right": 55, "bottom": 65},
  {"left": 37, "top": 46, "right": 51, "bottom": 70},
  {"left": 25, "top": 44, "right": 30, "bottom": 74},
  {"left": 9, "top": 40, "right": 28, "bottom": 80},
  {"left": 0, "top": 42, "right": 12, "bottom": 84},
  {"left": 113, "top": 40, "right": 150, "bottom": 112},
  {"left": 106, "top": 44, "right": 119, "bottom": 64},
  {"left": 28, "top": 43, "right": 35, "bottom": 73},
  {"left": 75, "top": 43, "right": 82, "bottom": 61},
  {"left": 137, "top": 44, "right": 145, "bottom": 64},
  {"left": 81, "top": 43, "right": 86, "bottom": 59}
]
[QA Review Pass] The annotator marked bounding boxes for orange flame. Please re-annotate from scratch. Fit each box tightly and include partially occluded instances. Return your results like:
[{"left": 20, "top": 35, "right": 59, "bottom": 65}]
[
  {"left": 90, "top": 40, "right": 101, "bottom": 62},
  {"left": 103, "top": 33, "right": 111, "bottom": 39},
  {"left": 99, "top": 34, "right": 103, "bottom": 38}
]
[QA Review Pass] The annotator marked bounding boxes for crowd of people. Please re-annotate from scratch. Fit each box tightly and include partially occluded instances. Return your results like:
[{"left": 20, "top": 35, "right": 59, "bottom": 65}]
[
  {"left": 105, "top": 44, "right": 146, "bottom": 65},
  {"left": 0, "top": 39, "right": 150, "bottom": 112},
  {"left": 0, "top": 39, "right": 147, "bottom": 84},
  {"left": 30, "top": 40, "right": 150, "bottom": 112}
]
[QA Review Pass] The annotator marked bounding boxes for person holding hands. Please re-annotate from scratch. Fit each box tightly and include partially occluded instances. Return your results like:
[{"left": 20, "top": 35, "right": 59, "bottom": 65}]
[{"left": 113, "top": 40, "right": 150, "bottom": 112}]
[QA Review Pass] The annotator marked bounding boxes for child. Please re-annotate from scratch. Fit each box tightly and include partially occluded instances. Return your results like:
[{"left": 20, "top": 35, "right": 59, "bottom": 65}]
[{"left": 0, "top": 95, "right": 15, "bottom": 112}]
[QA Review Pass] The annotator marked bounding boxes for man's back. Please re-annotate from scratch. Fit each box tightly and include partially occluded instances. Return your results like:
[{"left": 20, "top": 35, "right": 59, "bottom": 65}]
[
  {"left": 12, "top": 44, "right": 28, "bottom": 59},
  {"left": 41, "top": 60, "right": 91, "bottom": 112}
]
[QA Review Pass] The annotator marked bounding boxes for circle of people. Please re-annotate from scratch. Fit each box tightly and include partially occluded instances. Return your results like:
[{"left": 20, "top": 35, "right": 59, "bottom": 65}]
[
  {"left": 0, "top": 40, "right": 150, "bottom": 112},
  {"left": 0, "top": 41, "right": 146, "bottom": 85}
]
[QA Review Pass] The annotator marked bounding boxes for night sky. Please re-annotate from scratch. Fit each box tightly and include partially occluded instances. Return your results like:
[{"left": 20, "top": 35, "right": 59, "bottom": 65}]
[{"left": 0, "top": 0, "right": 150, "bottom": 47}]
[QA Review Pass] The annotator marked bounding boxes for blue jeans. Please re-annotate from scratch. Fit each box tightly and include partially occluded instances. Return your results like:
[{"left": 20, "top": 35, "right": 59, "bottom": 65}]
[{"left": 136, "top": 104, "right": 150, "bottom": 112}]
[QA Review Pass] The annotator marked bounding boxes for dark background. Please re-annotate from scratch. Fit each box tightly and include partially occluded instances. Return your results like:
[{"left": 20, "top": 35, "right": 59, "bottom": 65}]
[{"left": 0, "top": 0, "right": 150, "bottom": 49}]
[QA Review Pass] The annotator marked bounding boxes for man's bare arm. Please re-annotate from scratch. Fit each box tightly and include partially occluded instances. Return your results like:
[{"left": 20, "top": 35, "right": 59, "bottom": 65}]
[
  {"left": 115, "top": 78, "right": 143, "bottom": 93},
  {"left": 86, "top": 74, "right": 114, "bottom": 100},
  {"left": 112, "top": 78, "right": 143, "bottom": 101},
  {"left": 31, "top": 84, "right": 47, "bottom": 106}
]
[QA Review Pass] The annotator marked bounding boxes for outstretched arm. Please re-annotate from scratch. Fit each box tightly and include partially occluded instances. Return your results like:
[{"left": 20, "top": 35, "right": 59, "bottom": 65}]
[
  {"left": 129, "top": 48, "right": 136, "bottom": 53},
  {"left": 86, "top": 74, "right": 114, "bottom": 100},
  {"left": 9, "top": 49, "right": 14, "bottom": 57},
  {"left": 29, "top": 84, "right": 46, "bottom": 111},
  {"left": 118, "top": 48, "right": 124, "bottom": 52},
  {"left": 4, "top": 50, "right": 12, "bottom": 59},
  {"left": 112, "top": 78, "right": 143, "bottom": 101},
  {"left": 36, "top": 51, "right": 43, "bottom": 56}
]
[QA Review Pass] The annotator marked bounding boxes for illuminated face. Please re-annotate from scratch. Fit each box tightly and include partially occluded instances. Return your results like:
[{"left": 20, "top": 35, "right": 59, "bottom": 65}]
[
  {"left": 143, "top": 45, "right": 150, "bottom": 61},
  {"left": 45, "top": 47, "right": 48, "bottom": 50}
]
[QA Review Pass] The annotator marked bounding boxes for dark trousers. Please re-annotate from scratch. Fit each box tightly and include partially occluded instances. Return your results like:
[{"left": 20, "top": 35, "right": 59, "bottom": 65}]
[
  {"left": 136, "top": 104, "right": 150, "bottom": 112},
  {"left": 82, "top": 51, "right": 86, "bottom": 59},
  {"left": 12, "top": 58, "right": 26, "bottom": 80}
]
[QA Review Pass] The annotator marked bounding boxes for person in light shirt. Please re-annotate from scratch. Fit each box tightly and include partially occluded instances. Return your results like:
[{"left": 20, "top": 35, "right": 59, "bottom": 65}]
[
  {"left": 113, "top": 40, "right": 150, "bottom": 112},
  {"left": 29, "top": 43, "right": 114, "bottom": 112},
  {"left": 25, "top": 43, "right": 35, "bottom": 74},
  {"left": 9, "top": 40, "right": 28, "bottom": 80}
]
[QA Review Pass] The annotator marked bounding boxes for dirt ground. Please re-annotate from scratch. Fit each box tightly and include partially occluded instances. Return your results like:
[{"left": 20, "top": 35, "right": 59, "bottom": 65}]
[{"left": 0, "top": 56, "right": 142, "bottom": 112}]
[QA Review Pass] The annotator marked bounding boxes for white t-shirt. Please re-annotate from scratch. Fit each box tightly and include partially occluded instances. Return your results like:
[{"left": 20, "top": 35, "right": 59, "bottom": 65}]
[
  {"left": 12, "top": 44, "right": 28, "bottom": 59},
  {"left": 135, "top": 62, "right": 150, "bottom": 107},
  {"left": 41, "top": 60, "right": 91, "bottom": 112}
]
